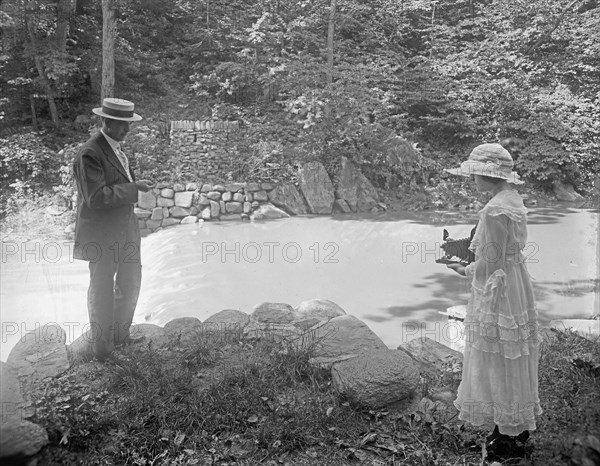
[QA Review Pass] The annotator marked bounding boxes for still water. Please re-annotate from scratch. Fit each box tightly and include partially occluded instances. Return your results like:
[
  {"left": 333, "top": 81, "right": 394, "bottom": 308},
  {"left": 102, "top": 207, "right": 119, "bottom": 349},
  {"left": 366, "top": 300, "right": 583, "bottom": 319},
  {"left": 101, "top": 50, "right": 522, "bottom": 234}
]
[{"left": 1, "top": 207, "right": 598, "bottom": 361}]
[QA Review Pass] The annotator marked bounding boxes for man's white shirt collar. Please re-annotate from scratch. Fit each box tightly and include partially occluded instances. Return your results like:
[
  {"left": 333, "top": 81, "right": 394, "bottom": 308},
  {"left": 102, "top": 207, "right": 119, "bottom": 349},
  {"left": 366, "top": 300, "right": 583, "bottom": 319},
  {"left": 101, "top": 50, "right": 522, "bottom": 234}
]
[
  {"left": 100, "top": 129, "right": 121, "bottom": 152},
  {"left": 100, "top": 129, "right": 132, "bottom": 181}
]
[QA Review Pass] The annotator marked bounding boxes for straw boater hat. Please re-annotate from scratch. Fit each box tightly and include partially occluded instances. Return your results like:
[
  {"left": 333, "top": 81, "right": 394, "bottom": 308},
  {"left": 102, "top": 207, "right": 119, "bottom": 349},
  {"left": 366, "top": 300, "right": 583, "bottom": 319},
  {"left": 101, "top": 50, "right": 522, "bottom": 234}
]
[
  {"left": 445, "top": 143, "right": 524, "bottom": 184},
  {"left": 92, "top": 98, "right": 142, "bottom": 122}
]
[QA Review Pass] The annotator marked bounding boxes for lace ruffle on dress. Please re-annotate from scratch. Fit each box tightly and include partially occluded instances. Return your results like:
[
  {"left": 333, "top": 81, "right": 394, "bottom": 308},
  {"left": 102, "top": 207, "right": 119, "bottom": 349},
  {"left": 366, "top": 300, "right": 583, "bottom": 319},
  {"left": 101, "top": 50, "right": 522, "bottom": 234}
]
[{"left": 453, "top": 190, "right": 542, "bottom": 436}]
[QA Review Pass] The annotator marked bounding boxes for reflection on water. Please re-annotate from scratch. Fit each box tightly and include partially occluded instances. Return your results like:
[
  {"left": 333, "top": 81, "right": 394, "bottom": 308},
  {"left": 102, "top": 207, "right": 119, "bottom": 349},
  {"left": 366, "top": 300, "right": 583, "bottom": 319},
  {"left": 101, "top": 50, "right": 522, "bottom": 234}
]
[{"left": 1, "top": 207, "right": 598, "bottom": 360}]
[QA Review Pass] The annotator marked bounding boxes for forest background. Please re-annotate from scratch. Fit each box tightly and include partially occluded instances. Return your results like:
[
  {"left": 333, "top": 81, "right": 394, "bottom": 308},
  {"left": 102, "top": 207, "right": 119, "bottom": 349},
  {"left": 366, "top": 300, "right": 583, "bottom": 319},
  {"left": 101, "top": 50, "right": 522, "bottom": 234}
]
[{"left": 1, "top": 0, "right": 599, "bottom": 221}]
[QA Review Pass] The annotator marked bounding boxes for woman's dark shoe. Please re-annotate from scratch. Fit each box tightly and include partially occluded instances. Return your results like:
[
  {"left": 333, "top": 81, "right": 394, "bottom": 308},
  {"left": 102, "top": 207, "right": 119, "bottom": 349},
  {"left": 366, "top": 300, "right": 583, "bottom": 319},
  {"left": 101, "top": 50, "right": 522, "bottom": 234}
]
[
  {"left": 485, "top": 429, "right": 530, "bottom": 462},
  {"left": 486, "top": 425, "right": 501, "bottom": 444},
  {"left": 515, "top": 430, "right": 530, "bottom": 444}
]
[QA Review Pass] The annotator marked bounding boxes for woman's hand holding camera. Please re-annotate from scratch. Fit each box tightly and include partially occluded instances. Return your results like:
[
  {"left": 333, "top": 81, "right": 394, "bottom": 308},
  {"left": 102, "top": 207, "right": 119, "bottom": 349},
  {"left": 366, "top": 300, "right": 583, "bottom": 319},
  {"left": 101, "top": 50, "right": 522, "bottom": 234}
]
[{"left": 447, "top": 263, "right": 467, "bottom": 276}]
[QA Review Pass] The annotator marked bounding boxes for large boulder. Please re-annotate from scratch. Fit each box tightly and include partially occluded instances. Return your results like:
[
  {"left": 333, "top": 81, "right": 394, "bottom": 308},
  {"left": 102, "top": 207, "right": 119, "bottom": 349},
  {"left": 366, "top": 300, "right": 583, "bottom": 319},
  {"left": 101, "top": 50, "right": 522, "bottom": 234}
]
[
  {"left": 333, "top": 199, "right": 352, "bottom": 214},
  {"left": 294, "top": 299, "right": 346, "bottom": 321},
  {"left": 570, "top": 435, "right": 600, "bottom": 466},
  {"left": 204, "top": 309, "right": 251, "bottom": 333},
  {"left": 310, "top": 315, "right": 387, "bottom": 362},
  {"left": 268, "top": 182, "right": 308, "bottom": 215},
  {"left": 130, "top": 323, "right": 169, "bottom": 348},
  {"left": 331, "top": 349, "right": 420, "bottom": 409},
  {"left": 250, "top": 203, "right": 290, "bottom": 220},
  {"left": 251, "top": 302, "right": 297, "bottom": 323},
  {"left": 553, "top": 181, "right": 583, "bottom": 202},
  {"left": 397, "top": 337, "right": 463, "bottom": 368},
  {"left": 6, "top": 324, "right": 70, "bottom": 382},
  {"left": 244, "top": 322, "right": 304, "bottom": 342},
  {"left": 246, "top": 303, "right": 302, "bottom": 342},
  {"left": 0, "top": 419, "right": 48, "bottom": 461},
  {"left": 0, "top": 362, "right": 25, "bottom": 422},
  {"left": 164, "top": 317, "right": 203, "bottom": 343},
  {"left": 298, "top": 161, "right": 335, "bottom": 214},
  {"left": 335, "top": 157, "right": 379, "bottom": 212}
]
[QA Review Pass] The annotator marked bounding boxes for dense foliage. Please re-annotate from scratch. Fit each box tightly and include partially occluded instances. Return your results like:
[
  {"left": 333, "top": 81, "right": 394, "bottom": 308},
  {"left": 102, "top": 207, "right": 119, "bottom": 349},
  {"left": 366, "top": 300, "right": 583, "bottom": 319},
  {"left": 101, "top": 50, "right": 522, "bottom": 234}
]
[{"left": 1, "top": 0, "right": 599, "bottom": 206}]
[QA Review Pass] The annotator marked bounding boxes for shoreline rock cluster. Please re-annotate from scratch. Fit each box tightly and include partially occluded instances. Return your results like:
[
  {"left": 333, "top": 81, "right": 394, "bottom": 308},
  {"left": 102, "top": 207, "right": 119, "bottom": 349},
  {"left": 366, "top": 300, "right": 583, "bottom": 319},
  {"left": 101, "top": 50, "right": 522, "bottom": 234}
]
[{"left": 0, "top": 298, "right": 462, "bottom": 463}]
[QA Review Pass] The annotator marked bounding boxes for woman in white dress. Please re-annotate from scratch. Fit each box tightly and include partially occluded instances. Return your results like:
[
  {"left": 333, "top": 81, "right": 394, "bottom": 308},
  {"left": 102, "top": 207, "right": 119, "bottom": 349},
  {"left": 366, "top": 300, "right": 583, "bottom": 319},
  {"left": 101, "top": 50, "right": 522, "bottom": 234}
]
[{"left": 445, "top": 143, "right": 542, "bottom": 459}]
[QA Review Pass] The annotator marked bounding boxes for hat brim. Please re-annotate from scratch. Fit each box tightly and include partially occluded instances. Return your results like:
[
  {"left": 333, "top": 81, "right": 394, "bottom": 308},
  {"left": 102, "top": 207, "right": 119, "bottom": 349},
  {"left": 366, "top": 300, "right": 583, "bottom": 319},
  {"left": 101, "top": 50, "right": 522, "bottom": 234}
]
[
  {"left": 444, "top": 167, "right": 525, "bottom": 185},
  {"left": 444, "top": 168, "right": 468, "bottom": 178},
  {"left": 92, "top": 108, "right": 142, "bottom": 122}
]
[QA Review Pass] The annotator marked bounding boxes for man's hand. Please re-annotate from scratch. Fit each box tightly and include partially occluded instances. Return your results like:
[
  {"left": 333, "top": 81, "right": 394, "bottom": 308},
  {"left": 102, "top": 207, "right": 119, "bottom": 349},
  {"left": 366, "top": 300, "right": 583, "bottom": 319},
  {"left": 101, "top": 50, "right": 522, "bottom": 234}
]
[
  {"left": 447, "top": 263, "right": 467, "bottom": 276},
  {"left": 135, "top": 180, "right": 155, "bottom": 192}
]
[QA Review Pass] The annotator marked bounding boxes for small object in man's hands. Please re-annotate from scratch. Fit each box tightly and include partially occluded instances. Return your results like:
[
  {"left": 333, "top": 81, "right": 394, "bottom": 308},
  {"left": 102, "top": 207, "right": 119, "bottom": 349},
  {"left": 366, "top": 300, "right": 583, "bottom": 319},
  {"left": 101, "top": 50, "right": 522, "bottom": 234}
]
[
  {"left": 135, "top": 180, "right": 155, "bottom": 192},
  {"left": 435, "top": 225, "right": 477, "bottom": 265}
]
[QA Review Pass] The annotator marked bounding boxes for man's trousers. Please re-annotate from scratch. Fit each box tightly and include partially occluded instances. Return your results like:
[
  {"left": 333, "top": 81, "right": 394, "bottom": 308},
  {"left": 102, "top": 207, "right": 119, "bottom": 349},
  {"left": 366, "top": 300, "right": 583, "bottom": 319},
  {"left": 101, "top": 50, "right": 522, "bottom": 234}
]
[{"left": 87, "top": 241, "right": 141, "bottom": 359}]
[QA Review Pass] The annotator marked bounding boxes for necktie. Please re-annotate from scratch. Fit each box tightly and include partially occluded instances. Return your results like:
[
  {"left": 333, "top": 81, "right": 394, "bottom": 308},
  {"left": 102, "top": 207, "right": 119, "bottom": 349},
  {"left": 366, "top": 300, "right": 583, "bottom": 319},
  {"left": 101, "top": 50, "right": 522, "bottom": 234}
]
[{"left": 115, "top": 145, "right": 133, "bottom": 182}]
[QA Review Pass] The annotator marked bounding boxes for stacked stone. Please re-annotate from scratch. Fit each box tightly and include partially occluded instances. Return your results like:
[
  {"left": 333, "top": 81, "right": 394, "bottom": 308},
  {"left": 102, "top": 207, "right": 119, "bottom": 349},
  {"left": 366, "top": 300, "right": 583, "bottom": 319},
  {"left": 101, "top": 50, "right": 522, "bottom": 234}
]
[
  {"left": 170, "top": 120, "right": 241, "bottom": 179},
  {"left": 135, "top": 181, "right": 275, "bottom": 235}
]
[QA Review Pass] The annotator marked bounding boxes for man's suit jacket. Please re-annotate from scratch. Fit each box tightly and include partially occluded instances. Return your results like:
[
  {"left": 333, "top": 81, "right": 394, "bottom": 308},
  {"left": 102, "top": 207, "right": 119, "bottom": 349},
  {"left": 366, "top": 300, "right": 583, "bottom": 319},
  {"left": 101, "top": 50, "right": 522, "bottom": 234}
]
[{"left": 72, "top": 132, "right": 140, "bottom": 261}]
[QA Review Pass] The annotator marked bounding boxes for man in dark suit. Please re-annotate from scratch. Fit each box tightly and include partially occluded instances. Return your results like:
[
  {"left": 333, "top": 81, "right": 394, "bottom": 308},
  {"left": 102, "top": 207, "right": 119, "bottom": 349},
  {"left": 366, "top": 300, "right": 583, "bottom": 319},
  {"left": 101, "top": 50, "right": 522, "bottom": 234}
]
[{"left": 72, "top": 98, "right": 154, "bottom": 360}]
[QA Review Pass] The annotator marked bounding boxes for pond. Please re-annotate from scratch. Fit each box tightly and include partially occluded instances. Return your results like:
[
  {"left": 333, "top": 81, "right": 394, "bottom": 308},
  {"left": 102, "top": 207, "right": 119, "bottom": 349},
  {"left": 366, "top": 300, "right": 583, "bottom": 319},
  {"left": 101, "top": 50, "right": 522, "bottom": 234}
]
[{"left": 1, "top": 206, "right": 598, "bottom": 361}]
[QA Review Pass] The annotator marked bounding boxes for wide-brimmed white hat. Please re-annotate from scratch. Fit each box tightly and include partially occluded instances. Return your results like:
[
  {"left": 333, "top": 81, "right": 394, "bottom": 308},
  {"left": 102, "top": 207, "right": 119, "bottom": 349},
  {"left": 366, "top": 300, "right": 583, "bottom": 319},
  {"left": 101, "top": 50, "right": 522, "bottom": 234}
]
[
  {"left": 92, "top": 98, "right": 142, "bottom": 122},
  {"left": 444, "top": 143, "right": 524, "bottom": 184}
]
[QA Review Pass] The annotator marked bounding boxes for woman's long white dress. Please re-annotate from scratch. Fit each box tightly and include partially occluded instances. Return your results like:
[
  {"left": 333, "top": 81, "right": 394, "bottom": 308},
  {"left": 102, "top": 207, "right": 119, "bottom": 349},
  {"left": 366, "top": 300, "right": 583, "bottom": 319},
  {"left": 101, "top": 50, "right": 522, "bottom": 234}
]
[{"left": 453, "top": 189, "right": 542, "bottom": 436}]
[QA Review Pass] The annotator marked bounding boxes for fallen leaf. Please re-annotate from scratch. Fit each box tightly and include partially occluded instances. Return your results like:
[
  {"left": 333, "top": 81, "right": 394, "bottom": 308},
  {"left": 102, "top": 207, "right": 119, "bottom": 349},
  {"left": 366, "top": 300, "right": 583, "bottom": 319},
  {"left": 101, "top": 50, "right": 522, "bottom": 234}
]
[
  {"left": 360, "top": 433, "right": 378, "bottom": 446},
  {"left": 59, "top": 428, "right": 70, "bottom": 445},
  {"left": 174, "top": 432, "right": 185, "bottom": 446},
  {"left": 305, "top": 448, "right": 318, "bottom": 458},
  {"left": 374, "top": 443, "right": 398, "bottom": 453}
]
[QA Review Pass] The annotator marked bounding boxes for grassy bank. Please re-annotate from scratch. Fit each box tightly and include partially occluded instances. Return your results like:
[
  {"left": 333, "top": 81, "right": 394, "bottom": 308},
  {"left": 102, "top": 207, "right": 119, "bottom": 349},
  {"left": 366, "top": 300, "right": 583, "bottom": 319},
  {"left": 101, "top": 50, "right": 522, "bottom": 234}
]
[{"left": 26, "top": 328, "right": 600, "bottom": 466}]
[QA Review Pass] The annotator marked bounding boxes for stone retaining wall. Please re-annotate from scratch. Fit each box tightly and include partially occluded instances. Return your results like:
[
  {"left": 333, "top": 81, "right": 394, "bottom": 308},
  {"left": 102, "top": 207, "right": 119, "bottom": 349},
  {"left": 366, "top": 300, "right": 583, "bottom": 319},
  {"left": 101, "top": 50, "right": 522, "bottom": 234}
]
[
  {"left": 169, "top": 120, "right": 242, "bottom": 179},
  {"left": 135, "top": 181, "right": 276, "bottom": 235},
  {"left": 133, "top": 157, "right": 384, "bottom": 235}
]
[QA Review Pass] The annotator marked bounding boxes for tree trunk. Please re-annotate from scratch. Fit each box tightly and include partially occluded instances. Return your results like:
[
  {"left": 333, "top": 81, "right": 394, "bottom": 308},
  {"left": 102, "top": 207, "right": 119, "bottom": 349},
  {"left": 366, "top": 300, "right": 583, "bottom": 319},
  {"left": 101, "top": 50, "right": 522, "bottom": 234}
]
[
  {"left": 24, "top": 5, "right": 60, "bottom": 127},
  {"left": 101, "top": 0, "right": 116, "bottom": 102},
  {"left": 31, "top": 53, "right": 60, "bottom": 127},
  {"left": 29, "top": 93, "right": 39, "bottom": 130},
  {"left": 326, "top": 0, "right": 337, "bottom": 85},
  {"left": 55, "top": 0, "right": 76, "bottom": 53}
]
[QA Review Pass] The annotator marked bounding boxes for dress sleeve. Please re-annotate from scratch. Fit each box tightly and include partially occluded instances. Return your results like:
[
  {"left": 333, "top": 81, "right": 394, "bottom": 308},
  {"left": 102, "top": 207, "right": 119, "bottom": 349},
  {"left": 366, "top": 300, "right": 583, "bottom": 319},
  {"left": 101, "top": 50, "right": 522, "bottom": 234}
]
[{"left": 467, "top": 213, "right": 510, "bottom": 312}]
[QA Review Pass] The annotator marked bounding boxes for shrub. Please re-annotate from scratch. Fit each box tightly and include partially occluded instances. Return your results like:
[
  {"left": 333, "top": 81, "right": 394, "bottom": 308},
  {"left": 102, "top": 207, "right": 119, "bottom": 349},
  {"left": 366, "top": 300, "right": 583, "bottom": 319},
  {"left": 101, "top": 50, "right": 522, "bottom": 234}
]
[{"left": 0, "top": 132, "right": 65, "bottom": 217}]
